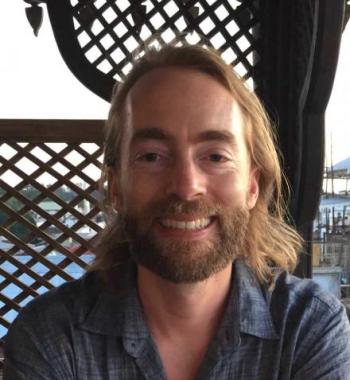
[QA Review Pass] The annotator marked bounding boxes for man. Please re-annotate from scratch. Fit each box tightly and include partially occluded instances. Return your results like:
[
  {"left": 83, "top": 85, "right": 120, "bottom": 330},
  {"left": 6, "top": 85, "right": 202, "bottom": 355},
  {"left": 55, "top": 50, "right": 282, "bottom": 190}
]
[{"left": 4, "top": 45, "right": 350, "bottom": 379}]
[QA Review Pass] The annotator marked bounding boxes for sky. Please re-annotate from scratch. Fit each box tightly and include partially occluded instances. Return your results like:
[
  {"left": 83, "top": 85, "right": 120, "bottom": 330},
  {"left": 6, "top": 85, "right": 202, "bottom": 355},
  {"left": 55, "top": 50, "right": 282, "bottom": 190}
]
[
  {"left": 325, "top": 21, "right": 350, "bottom": 166},
  {"left": 0, "top": 1, "right": 109, "bottom": 119},
  {"left": 0, "top": 1, "right": 350, "bottom": 165}
]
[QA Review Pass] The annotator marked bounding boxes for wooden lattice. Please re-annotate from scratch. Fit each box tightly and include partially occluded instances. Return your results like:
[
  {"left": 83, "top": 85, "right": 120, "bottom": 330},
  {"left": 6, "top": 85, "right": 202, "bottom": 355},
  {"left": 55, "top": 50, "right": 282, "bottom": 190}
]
[
  {"left": 0, "top": 120, "right": 104, "bottom": 342},
  {"left": 47, "top": 0, "right": 261, "bottom": 100},
  {"left": 75, "top": 0, "right": 258, "bottom": 76}
]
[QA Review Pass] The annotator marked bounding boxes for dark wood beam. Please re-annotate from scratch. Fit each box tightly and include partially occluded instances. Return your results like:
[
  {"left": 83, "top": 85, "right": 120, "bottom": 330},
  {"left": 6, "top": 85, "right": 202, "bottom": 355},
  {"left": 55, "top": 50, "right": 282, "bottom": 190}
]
[{"left": 0, "top": 119, "right": 105, "bottom": 142}]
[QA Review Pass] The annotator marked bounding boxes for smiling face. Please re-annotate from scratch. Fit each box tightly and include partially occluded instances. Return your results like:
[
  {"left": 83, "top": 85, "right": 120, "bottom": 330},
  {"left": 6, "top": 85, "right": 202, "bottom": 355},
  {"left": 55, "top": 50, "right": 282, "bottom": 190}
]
[{"left": 110, "top": 67, "right": 259, "bottom": 283}]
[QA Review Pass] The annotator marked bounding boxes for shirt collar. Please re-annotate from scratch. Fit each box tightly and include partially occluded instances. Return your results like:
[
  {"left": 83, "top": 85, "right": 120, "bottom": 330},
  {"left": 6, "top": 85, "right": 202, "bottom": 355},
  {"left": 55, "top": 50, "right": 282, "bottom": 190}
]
[
  {"left": 78, "top": 259, "right": 279, "bottom": 343},
  {"left": 78, "top": 261, "right": 150, "bottom": 341},
  {"left": 234, "top": 259, "right": 279, "bottom": 340}
]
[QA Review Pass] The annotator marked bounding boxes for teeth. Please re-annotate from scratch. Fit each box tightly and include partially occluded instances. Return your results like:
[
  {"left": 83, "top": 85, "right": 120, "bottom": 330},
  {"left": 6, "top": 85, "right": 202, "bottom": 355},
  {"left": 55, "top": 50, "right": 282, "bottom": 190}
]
[{"left": 161, "top": 218, "right": 211, "bottom": 230}]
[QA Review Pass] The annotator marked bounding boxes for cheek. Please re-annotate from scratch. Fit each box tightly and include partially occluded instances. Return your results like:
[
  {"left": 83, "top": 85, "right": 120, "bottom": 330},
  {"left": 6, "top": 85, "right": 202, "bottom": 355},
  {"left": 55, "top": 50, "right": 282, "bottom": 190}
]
[
  {"left": 209, "top": 172, "right": 249, "bottom": 207},
  {"left": 122, "top": 171, "right": 163, "bottom": 210}
]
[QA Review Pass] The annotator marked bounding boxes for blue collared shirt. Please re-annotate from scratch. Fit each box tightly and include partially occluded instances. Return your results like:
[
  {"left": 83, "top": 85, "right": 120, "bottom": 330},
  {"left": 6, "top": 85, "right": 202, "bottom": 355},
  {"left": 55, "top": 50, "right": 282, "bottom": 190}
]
[{"left": 4, "top": 260, "right": 350, "bottom": 379}]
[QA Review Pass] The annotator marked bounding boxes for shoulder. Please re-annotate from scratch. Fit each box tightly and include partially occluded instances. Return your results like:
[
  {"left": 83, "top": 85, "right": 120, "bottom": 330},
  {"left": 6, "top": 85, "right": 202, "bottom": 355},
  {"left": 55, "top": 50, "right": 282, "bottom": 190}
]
[
  {"left": 3, "top": 272, "right": 104, "bottom": 379},
  {"left": 4, "top": 262, "right": 138, "bottom": 376},
  {"left": 19, "top": 271, "right": 100, "bottom": 324},
  {"left": 269, "top": 271, "right": 348, "bottom": 333},
  {"left": 271, "top": 271, "right": 342, "bottom": 316},
  {"left": 5, "top": 271, "right": 104, "bottom": 353},
  {"left": 271, "top": 271, "right": 350, "bottom": 376},
  {"left": 5, "top": 261, "right": 136, "bottom": 340}
]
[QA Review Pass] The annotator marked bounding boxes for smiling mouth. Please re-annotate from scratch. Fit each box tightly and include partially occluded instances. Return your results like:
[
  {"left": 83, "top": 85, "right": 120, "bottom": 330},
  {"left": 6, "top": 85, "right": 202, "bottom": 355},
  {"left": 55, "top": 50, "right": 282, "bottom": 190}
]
[{"left": 159, "top": 217, "right": 213, "bottom": 231}]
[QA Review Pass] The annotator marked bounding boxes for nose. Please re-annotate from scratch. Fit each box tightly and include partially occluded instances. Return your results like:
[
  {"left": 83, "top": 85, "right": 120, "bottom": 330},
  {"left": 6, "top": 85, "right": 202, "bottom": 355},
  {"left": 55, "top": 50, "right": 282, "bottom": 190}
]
[{"left": 167, "top": 156, "right": 206, "bottom": 201}]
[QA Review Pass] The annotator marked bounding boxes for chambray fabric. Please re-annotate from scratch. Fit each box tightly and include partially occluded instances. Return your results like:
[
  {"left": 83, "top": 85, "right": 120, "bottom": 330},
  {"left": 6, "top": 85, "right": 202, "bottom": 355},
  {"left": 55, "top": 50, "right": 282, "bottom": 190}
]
[{"left": 4, "top": 260, "right": 350, "bottom": 380}]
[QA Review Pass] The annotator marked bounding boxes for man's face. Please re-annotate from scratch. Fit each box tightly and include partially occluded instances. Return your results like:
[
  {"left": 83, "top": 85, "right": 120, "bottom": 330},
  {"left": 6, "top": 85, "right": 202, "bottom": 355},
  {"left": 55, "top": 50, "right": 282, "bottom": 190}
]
[{"left": 111, "top": 67, "right": 259, "bottom": 283}]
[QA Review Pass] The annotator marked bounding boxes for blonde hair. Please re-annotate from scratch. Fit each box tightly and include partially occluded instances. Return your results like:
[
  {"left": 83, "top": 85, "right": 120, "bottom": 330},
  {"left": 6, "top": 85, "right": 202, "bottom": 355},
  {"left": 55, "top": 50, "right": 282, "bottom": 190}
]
[{"left": 91, "top": 44, "right": 302, "bottom": 283}]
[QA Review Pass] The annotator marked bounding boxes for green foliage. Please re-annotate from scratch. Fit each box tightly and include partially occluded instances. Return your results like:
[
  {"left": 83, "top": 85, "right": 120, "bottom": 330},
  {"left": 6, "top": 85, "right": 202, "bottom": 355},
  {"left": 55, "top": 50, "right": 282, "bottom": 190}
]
[
  {"left": 20, "top": 185, "right": 76, "bottom": 203},
  {"left": 0, "top": 196, "right": 37, "bottom": 242},
  {"left": 20, "top": 185, "right": 40, "bottom": 201},
  {"left": 0, "top": 185, "right": 77, "bottom": 243}
]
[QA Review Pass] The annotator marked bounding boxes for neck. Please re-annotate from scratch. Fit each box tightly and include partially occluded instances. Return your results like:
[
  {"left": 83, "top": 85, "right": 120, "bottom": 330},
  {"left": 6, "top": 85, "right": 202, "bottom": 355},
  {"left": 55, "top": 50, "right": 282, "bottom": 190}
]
[{"left": 137, "top": 264, "right": 233, "bottom": 338}]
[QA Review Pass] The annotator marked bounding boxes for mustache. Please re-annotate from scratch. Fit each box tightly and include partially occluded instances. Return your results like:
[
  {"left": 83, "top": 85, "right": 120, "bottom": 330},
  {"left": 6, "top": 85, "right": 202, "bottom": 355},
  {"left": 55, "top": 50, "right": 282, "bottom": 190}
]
[{"left": 148, "top": 197, "right": 223, "bottom": 218}]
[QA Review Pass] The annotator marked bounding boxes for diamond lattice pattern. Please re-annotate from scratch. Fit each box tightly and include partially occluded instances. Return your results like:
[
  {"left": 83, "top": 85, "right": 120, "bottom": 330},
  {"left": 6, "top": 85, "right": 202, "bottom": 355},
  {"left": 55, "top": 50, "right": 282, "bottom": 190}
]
[
  {"left": 0, "top": 141, "right": 103, "bottom": 340},
  {"left": 72, "top": 0, "right": 260, "bottom": 89}
]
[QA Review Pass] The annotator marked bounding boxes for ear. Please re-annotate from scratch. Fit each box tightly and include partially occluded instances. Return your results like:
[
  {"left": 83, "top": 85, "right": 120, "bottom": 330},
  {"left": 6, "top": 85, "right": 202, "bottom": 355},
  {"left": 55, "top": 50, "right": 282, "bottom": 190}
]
[
  {"left": 108, "top": 168, "right": 122, "bottom": 212},
  {"left": 246, "top": 168, "right": 260, "bottom": 210}
]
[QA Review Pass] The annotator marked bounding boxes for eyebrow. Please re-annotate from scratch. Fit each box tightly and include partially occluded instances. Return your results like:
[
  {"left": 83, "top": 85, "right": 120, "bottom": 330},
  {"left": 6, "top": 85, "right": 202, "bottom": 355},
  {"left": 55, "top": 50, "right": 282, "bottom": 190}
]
[
  {"left": 131, "top": 127, "right": 172, "bottom": 144},
  {"left": 130, "top": 127, "right": 237, "bottom": 145},
  {"left": 195, "top": 130, "right": 237, "bottom": 145}
]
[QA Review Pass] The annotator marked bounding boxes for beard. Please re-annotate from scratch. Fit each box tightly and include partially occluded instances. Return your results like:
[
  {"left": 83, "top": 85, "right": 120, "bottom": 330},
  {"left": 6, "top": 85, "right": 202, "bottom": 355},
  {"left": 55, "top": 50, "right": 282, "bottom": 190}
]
[{"left": 119, "top": 197, "right": 249, "bottom": 283}]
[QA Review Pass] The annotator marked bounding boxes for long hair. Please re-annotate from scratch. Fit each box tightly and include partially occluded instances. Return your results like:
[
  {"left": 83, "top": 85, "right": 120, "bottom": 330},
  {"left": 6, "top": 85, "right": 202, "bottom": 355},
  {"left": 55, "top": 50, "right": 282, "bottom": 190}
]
[{"left": 90, "top": 44, "right": 303, "bottom": 284}]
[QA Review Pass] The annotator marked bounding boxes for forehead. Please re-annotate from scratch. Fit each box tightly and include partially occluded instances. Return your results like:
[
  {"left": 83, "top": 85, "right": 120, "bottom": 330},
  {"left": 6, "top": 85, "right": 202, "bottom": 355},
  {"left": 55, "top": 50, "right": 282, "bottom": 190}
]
[{"left": 124, "top": 67, "right": 245, "bottom": 141}]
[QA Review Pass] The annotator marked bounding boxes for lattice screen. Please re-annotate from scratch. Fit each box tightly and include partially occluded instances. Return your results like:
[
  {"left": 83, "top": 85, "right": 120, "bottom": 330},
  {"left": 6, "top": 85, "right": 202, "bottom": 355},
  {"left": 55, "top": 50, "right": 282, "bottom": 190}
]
[
  {"left": 48, "top": 0, "right": 261, "bottom": 100},
  {"left": 0, "top": 125, "right": 103, "bottom": 342},
  {"left": 77, "top": 0, "right": 258, "bottom": 77}
]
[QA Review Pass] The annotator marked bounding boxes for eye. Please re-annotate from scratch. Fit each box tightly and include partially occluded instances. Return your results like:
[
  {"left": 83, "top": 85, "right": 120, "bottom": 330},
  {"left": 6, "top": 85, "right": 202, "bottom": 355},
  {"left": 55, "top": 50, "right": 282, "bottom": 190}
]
[
  {"left": 138, "top": 152, "right": 160, "bottom": 162},
  {"left": 208, "top": 154, "right": 228, "bottom": 163}
]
